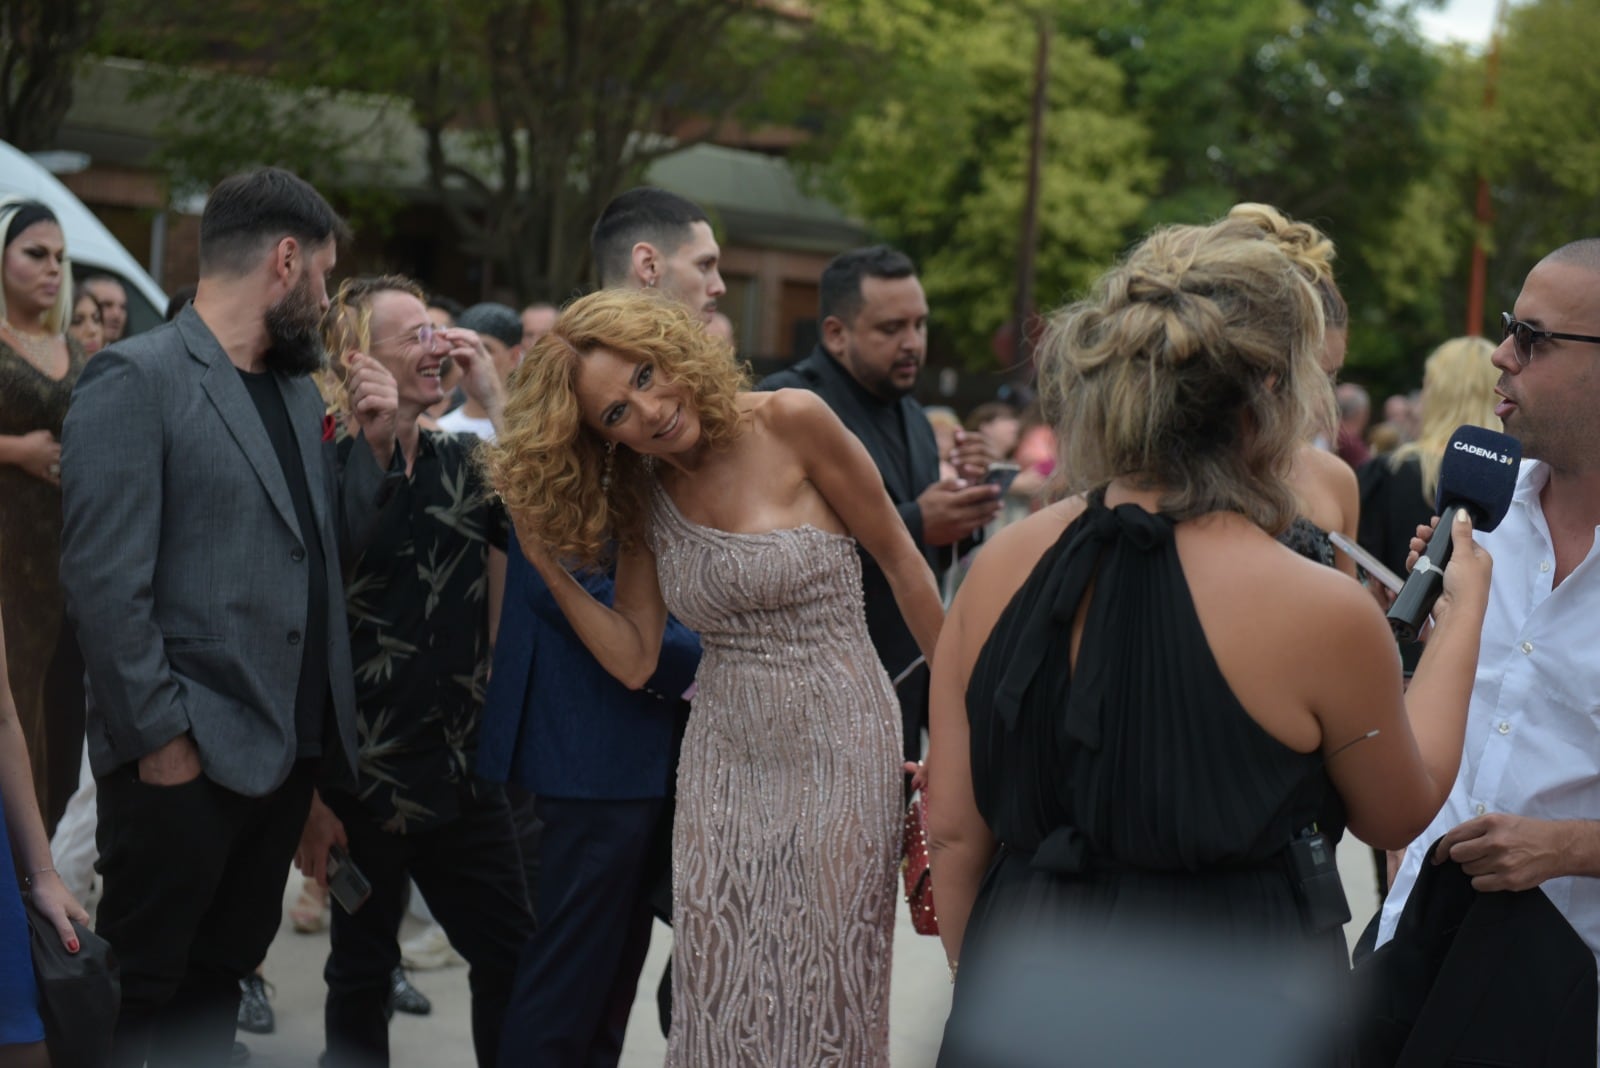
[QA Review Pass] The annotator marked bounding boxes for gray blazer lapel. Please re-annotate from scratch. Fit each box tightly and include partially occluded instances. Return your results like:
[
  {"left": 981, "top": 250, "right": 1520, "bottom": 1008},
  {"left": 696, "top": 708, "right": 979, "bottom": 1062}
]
[{"left": 180, "top": 312, "right": 302, "bottom": 539}]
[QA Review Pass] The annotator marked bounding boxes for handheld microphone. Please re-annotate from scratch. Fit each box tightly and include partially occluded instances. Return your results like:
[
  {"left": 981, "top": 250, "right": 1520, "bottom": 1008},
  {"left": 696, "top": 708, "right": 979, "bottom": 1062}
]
[{"left": 1386, "top": 425, "right": 1520, "bottom": 641}]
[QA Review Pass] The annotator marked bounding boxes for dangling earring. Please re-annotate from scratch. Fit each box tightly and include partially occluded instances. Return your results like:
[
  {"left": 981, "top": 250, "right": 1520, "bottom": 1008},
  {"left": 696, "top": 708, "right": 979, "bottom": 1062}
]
[{"left": 600, "top": 441, "right": 616, "bottom": 493}]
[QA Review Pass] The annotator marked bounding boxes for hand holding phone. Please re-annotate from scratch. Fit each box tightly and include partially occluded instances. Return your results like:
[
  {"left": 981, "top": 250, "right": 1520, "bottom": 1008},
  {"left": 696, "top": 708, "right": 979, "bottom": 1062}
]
[
  {"left": 984, "top": 462, "right": 1021, "bottom": 497},
  {"left": 327, "top": 844, "right": 372, "bottom": 915}
]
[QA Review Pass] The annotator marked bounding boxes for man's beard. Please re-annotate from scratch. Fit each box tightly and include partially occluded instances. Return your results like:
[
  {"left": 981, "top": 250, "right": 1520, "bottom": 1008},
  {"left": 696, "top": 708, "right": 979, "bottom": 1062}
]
[{"left": 262, "top": 275, "right": 327, "bottom": 376}]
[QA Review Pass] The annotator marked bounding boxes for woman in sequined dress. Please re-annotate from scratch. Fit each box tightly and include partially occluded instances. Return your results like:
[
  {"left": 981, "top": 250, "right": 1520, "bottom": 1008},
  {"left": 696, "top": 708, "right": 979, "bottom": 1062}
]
[
  {"left": 0, "top": 199, "right": 89, "bottom": 834},
  {"left": 486, "top": 288, "right": 943, "bottom": 1066}
]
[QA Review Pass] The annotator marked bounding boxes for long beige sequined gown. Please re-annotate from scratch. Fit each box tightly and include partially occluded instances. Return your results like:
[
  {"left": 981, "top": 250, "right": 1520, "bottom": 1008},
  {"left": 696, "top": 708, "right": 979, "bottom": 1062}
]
[{"left": 650, "top": 483, "right": 901, "bottom": 1067}]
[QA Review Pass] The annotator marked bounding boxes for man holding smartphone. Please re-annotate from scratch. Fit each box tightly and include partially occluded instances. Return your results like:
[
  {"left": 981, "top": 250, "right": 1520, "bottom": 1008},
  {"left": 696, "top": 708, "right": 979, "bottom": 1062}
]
[{"left": 758, "top": 246, "right": 1000, "bottom": 762}]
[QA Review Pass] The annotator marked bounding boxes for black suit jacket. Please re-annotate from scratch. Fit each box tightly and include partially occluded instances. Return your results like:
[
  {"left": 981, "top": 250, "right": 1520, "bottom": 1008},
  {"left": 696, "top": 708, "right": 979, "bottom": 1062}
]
[
  {"left": 1356, "top": 844, "right": 1597, "bottom": 1067},
  {"left": 758, "top": 345, "right": 941, "bottom": 683}
]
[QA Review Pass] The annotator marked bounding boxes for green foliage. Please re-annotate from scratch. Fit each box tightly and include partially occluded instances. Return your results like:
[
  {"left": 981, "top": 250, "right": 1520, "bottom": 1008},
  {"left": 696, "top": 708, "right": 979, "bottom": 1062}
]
[
  {"left": 824, "top": 4, "right": 1157, "bottom": 365},
  {"left": 2, "top": 0, "right": 108, "bottom": 149}
]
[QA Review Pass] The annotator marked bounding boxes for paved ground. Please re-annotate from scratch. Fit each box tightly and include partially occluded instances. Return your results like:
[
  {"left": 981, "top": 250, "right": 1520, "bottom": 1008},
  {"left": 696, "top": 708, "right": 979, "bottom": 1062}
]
[{"left": 231, "top": 835, "right": 1383, "bottom": 1066}]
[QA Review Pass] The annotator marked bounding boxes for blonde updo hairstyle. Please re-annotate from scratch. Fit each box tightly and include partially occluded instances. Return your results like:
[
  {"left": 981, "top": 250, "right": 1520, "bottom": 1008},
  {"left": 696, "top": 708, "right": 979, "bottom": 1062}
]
[
  {"left": 1039, "top": 219, "right": 1332, "bottom": 535},
  {"left": 1390, "top": 336, "right": 1500, "bottom": 502},
  {"left": 486, "top": 287, "right": 747, "bottom": 568}
]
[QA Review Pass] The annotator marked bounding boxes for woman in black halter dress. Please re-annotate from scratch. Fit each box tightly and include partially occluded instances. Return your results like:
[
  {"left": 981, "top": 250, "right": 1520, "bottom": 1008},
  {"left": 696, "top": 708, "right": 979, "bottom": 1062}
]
[{"left": 927, "top": 216, "right": 1491, "bottom": 1066}]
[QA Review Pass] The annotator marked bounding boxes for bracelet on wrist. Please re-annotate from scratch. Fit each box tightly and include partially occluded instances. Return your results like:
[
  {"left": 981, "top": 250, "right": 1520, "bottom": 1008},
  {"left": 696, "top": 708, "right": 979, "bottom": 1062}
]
[{"left": 23, "top": 866, "right": 57, "bottom": 888}]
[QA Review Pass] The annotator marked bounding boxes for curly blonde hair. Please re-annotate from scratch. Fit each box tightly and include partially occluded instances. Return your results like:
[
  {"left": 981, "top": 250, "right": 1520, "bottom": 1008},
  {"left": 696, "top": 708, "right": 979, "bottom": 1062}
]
[
  {"left": 1038, "top": 218, "right": 1332, "bottom": 535},
  {"left": 1223, "top": 203, "right": 1347, "bottom": 331},
  {"left": 315, "top": 274, "right": 425, "bottom": 414},
  {"left": 486, "top": 288, "right": 748, "bottom": 567}
]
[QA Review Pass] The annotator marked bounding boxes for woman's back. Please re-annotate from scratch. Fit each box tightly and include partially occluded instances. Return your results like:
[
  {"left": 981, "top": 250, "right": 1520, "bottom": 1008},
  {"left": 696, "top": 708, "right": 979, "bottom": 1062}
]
[{"left": 963, "top": 493, "right": 1348, "bottom": 933}]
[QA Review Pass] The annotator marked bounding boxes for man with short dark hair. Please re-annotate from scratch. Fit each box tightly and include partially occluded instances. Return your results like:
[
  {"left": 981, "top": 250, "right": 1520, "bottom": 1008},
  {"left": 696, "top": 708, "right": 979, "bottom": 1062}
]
[
  {"left": 759, "top": 245, "right": 999, "bottom": 761},
  {"left": 487, "top": 186, "right": 706, "bottom": 1067},
  {"left": 60, "top": 167, "right": 400, "bottom": 1066},
  {"left": 589, "top": 187, "right": 725, "bottom": 324},
  {"left": 1376, "top": 238, "right": 1600, "bottom": 1053},
  {"left": 82, "top": 273, "right": 128, "bottom": 342}
]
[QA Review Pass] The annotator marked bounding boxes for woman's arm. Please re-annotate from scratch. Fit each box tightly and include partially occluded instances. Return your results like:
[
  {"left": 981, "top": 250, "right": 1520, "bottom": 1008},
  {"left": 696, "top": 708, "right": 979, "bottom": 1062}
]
[
  {"left": 1309, "top": 512, "right": 1490, "bottom": 848},
  {"left": 779, "top": 391, "right": 943, "bottom": 664},
  {"left": 0, "top": 620, "right": 88, "bottom": 949},
  {"left": 925, "top": 590, "right": 994, "bottom": 969},
  {"left": 517, "top": 533, "right": 669, "bottom": 690}
]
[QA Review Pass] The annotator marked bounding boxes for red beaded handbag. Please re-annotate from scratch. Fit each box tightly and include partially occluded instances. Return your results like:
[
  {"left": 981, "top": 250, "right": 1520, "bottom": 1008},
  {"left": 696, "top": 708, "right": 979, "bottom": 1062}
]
[{"left": 902, "top": 791, "right": 939, "bottom": 935}]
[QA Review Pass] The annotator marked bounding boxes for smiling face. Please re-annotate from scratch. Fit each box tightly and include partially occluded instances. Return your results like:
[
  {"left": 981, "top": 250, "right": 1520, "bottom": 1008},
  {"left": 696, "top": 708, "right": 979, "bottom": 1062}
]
[
  {"left": 824, "top": 273, "right": 929, "bottom": 401},
  {"left": 653, "top": 221, "right": 725, "bottom": 324},
  {"left": 1491, "top": 259, "right": 1600, "bottom": 472},
  {"left": 574, "top": 345, "right": 701, "bottom": 457},
  {"left": 2, "top": 220, "right": 66, "bottom": 325},
  {"left": 368, "top": 288, "right": 452, "bottom": 415}
]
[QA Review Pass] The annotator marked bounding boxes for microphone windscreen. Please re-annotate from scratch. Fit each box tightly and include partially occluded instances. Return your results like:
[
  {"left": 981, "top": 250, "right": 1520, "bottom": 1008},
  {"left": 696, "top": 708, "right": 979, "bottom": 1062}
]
[{"left": 1435, "top": 425, "right": 1521, "bottom": 532}]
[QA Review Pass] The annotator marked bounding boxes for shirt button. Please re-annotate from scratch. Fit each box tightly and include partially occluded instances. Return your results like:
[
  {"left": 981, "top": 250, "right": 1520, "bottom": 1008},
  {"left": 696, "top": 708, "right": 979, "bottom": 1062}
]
[
  {"left": 1497, "top": 721, "right": 1511, "bottom": 735},
  {"left": 1540, "top": 560, "right": 1551, "bottom": 573},
  {"left": 288, "top": 630, "right": 302, "bottom": 646},
  {"left": 1475, "top": 803, "right": 1487, "bottom": 816},
  {"left": 1520, "top": 641, "right": 1534, "bottom": 654},
  {"left": 291, "top": 547, "right": 306, "bottom": 562}
]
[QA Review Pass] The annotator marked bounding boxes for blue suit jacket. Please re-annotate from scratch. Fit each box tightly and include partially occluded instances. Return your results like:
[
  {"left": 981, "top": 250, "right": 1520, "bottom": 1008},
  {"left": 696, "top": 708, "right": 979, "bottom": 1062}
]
[{"left": 477, "top": 536, "right": 701, "bottom": 800}]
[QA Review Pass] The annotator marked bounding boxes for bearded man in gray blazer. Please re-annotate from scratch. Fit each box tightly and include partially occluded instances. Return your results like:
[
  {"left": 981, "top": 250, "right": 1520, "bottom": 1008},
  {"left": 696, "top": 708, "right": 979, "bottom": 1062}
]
[{"left": 60, "top": 167, "right": 402, "bottom": 1067}]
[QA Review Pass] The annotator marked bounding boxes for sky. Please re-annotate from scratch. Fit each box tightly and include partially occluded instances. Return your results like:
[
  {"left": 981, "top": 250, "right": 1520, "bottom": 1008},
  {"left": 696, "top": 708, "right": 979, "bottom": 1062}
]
[{"left": 1413, "top": 0, "right": 1509, "bottom": 47}]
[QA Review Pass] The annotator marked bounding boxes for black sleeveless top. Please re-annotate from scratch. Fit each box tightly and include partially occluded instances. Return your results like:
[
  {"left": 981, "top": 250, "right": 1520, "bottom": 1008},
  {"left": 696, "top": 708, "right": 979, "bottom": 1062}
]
[{"left": 962, "top": 496, "right": 1346, "bottom": 936}]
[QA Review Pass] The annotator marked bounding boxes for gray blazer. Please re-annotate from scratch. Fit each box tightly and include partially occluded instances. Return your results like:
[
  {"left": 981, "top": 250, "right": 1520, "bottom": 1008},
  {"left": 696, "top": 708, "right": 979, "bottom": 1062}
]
[{"left": 60, "top": 307, "right": 395, "bottom": 797}]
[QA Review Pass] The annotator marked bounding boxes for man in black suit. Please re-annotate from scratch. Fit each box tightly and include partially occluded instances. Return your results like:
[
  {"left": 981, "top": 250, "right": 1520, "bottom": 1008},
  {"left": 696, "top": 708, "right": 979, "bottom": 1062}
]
[{"left": 758, "top": 246, "right": 999, "bottom": 761}]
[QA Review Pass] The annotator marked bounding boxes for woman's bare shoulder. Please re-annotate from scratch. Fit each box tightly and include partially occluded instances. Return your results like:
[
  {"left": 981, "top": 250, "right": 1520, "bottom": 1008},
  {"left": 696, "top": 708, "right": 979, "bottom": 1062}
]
[{"left": 955, "top": 497, "right": 1087, "bottom": 626}]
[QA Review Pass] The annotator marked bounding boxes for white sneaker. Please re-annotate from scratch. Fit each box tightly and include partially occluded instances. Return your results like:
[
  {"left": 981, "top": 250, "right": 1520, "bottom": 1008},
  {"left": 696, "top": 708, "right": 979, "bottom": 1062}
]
[{"left": 400, "top": 922, "right": 465, "bottom": 970}]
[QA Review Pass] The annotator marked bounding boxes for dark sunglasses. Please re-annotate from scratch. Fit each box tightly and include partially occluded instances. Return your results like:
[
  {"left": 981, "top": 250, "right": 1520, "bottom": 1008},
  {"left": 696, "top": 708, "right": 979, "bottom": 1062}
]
[{"left": 1501, "top": 311, "right": 1600, "bottom": 367}]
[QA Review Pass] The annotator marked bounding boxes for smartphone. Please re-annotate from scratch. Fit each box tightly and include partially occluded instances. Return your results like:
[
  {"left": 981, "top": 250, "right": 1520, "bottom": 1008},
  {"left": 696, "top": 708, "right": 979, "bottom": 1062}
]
[
  {"left": 1326, "top": 532, "right": 1404, "bottom": 594},
  {"left": 327, "top": 844, "right": 372, "bottom": 915},
  {"left": 984, "top": 462, "right": 1021, "bottom": 496}
]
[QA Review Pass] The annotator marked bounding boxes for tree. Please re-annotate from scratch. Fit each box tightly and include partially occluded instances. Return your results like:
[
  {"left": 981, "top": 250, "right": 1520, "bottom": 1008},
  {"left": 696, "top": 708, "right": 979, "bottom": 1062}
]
[
  {"left": 93, "top": 0, "right": 856, "bottom": 299},
  {"left": 2, "top": 0, "right": 107, "bottom": 149},
  {"left": 1060, "top": 0, "right": 1450, "bottom": 384},
  {"left": 820, "top": 2, "right": 1158, "bottom": 365}
]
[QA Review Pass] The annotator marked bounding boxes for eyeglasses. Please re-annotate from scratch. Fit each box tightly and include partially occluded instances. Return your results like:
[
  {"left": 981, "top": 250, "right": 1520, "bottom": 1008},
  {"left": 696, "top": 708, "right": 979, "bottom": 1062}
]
[
  {"left": 373, "top": 323, "right": 445, "bottom": 350},
  {"left": 1501, "top": 311, "right": 1600, "bottom": 367}
]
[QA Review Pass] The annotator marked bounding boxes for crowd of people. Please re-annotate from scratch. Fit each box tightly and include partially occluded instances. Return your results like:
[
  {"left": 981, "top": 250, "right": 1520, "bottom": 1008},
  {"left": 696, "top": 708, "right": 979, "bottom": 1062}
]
[{"left": 1, "top": 160, "right": 1598, "bottom": 1068}]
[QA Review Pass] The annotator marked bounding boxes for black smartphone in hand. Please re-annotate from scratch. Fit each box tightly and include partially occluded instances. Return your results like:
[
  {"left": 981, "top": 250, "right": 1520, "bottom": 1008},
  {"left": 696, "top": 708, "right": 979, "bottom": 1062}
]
[{"left": 327, "top": 844, "right": 372, "bottom": 915}]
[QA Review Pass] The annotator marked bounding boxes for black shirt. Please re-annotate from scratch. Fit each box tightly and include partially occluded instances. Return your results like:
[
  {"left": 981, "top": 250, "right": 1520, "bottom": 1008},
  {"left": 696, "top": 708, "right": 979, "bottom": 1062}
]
[
  {"left": 336, "top": 428, "right": 508, "bottom": 833},
  {"left": 238, "top": 367, "right": 328, "bottom": 758}
]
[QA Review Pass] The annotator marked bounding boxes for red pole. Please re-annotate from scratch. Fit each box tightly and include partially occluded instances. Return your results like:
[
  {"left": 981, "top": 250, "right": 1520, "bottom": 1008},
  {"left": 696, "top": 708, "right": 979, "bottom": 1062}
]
[{"left": 1466, "top": 0, "right": 1509, "bottom": 336}]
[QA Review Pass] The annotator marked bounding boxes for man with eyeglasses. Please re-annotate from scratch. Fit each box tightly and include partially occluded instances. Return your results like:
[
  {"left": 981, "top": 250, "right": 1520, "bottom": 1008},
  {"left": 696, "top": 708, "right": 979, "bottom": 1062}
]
[
  {"left": 294, "top": 274, "right": 535, "bottom": 1067},
  {"left": 1376, "top": 238, "right": 1600, "bottom": 1050}
]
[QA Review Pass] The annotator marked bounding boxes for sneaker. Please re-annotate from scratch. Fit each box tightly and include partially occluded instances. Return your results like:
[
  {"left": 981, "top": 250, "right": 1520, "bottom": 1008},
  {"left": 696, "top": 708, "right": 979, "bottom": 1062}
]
[
  {"left": 388, "top": 966, "right": 432, "bottom": 1016},
  {"left": 230, "top": 1041, "right": 251, "bottom": 1065},
  {"left": 237, "top": 974, "right": 275, "bottom": 1035},
  {"left": 399, "top": 922, "right": 464, "bottom": 970}
]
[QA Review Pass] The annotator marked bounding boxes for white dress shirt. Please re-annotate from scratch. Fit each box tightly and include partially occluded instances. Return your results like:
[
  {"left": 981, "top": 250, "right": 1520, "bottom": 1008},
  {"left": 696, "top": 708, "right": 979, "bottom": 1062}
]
[{"left": 1378, "top": 461, "right": 1600, "bottom": 971}]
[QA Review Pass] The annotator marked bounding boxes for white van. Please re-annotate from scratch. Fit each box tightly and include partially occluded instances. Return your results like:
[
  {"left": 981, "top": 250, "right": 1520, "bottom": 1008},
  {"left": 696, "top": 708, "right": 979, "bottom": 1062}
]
[{"left": 1, "top": 139, "right": 168, "bottom": 335}]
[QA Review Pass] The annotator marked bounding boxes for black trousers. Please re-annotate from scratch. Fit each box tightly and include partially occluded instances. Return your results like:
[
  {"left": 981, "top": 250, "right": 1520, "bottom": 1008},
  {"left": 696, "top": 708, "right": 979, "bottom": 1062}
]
[
  {"left": 500, "top": 797, "right": 663, "bottom": 1068},
  {"left": 95, "top": 760, "right": 315, "bottom": 1068},
  {"left": 322, "top": 786, "right": 533, "bottom": 1068}
]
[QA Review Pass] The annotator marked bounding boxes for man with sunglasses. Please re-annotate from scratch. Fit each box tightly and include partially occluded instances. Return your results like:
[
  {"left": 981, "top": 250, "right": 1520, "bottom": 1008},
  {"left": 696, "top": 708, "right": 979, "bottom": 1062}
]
[{"left": 1376, "top": 239, "right": 1600, "bottom": 1049}]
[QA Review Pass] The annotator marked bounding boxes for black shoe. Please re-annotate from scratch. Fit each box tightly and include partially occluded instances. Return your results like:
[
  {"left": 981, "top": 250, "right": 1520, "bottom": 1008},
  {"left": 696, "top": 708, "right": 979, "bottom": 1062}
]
[
  {"left": 389, "top": 966, "right": 432, "bottom": 1016},
  {"left": 237, "top": 974, "right": 275, "bottom": 1035},
  {"left": 230, "top": 1041, "right": 251, "bottom": 1065}
]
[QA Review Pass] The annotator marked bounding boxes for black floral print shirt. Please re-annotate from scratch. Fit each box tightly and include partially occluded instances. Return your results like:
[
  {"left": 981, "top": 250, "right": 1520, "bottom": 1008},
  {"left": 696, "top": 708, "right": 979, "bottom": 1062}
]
[{"left": 337, "top": 429, "right": 507, "bottom": 833}]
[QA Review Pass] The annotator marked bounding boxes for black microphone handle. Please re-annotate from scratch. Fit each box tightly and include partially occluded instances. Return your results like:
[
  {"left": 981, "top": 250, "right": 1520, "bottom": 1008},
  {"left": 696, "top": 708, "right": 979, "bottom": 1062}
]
[{"left": 1386, "top": 504, "right": 1469, "bottom": 642}]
